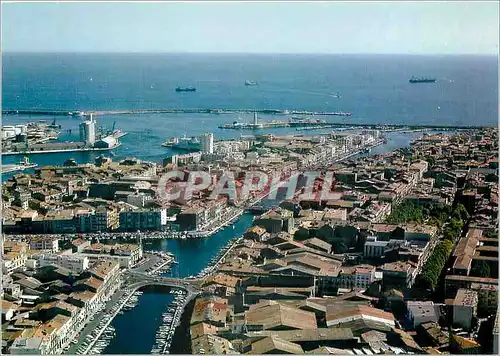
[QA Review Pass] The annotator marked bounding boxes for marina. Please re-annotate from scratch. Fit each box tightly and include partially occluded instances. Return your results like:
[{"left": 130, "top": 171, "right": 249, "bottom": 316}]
[
  {"left": 75, "top": 289, "right": 145, "bottom": 355},
  {"left": 150, "top": 289, "right": 188, "bottom": 354},
  {"left": 189, "top": 235, "right": 243, "bottom": 280}
]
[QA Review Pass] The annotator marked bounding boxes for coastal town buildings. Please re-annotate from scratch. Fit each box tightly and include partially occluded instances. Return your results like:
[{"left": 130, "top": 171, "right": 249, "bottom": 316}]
[
  {"left": 183, "top": 129, "right": 498, "bottom": 355},
  {"left": 1, "top": 128, "right": 498, "bottom": 355}
]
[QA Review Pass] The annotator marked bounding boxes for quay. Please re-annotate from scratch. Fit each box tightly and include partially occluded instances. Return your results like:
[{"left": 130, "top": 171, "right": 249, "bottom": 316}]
[
  {"left": 2, "top": 143, "right": 122, "bottom": 156},
  {"left": 331, "top": 138, "right": 385, "bottom": 162},
  {"left": 2, "top": 163, "right": 38, "bottom": 173},
  {"left": 185, "top": 207, "right": 244, "bottom": 238}
]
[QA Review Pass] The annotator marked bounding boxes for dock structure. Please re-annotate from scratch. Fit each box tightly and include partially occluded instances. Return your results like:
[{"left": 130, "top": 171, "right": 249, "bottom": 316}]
[
  {"left": 2, "top": 108, "right": 492, "bottom": 131},
  {"left": 2, "top": 108, "right": 351, "bottom": 117},
  {"left": 1, "top": 142, "right": 122, "bottom": 156},
  {"left": 2, "top": 109, "right": 88, "bottom": 116}
]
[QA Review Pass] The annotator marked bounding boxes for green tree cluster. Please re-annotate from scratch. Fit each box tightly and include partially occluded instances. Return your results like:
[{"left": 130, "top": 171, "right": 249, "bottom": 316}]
[
  {"left": 386, "top": 201, "right": 424, "bottom": 224},
  {"left": 386, "top": 201, "right": 451, "bottom": 226},
  {"left": 415, "top": 240, "right": 454, "bottom": 291},
  {"left": 470, "top": 260, "right": 491, "bottom": 278},
  {"left": 442, "top": 204, "right": 469, "bottom": 242},
  {"left": 477, "top": 290, "right": 498, "bottom": 318}
]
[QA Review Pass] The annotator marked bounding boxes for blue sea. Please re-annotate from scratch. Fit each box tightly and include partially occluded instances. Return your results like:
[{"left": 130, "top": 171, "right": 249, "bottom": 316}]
[
  {"left": 1, "top": 53, "right": 498, "bottom": 354},
  {"left": 2, "top": 53, "right": 497, "bottom": 167},
  {"left": 2, "top": 53, "right": 497, "bottom": 123}
]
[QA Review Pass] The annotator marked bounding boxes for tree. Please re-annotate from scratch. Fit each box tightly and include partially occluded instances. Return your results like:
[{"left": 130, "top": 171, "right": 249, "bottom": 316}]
[
  {"left": 477, "top": 290, "right": 498, "bottom": 318},
  {"left": 428, "top": 218, "right": 443, "bottom": 229},
  {"left": 425, "top": 157, "right": 436, "bottom": 168},
  {"left": 443, "top": 227, "right": 457, "bottom": 241},
  {"left": 471, "top": 260, "right": 491, "bottom": 278},
  {"left": 415, "top": 240, "right": 453, "bottom": 291},
  {"left": 449, "top": 218, "right": 464, "bottom": 231},
  {"left": 454, "top": 203, "right": 470, "bottom": 221}
]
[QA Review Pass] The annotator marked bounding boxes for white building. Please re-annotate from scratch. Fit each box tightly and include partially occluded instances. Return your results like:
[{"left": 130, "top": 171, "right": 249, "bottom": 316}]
[
  {"left": 2, "top": 125, "right": 17, "bottom": 139},
  {"left": 88, "top": 260, "right": 121, "bottom": 300},
  {"left": 2, "top": 125, "right": 27, "bottom": 140},
  {"left": 25, "top": 259, "right": 39, "bottom": 269},
  {"left": 93, "top": 136, "right": 117, "bottom": 149},
  {"left": 452, "top": 289, "right": 478, "bottom": 330},
  {"left": 200, "top": 132, "right": 214, "bottom": 154},
  {"left": 9, "top": 337, "right": 43, "bottom": 354},
  {"left": 406, "top": 301, "right": 439, "bottom": 328},
  {"left": 126, "top": 192, "right": 153, "bottom": 208},
  {"left": 79, "top": 253, "right": 134, "bottom": 269},
  {"left": 29, "top": 237, "right": 59, "bottom": 253},
  {"left": 336, "top": 265, "right": 376, "bottom": 290},
  {"left": 79, "top": 114, "right": 96, "bottom": 145},
  {"left": 36, "top": 254, "right": 90, "bottom": 273},
  {"left": 2, "top": 242, "right": 28, "bottom": 275},
  {"left": 364, "top": 238, "right": 389, "bottom": 258},
  {"left": 246, "top": 151, "right": 259, "bottom": 160}
]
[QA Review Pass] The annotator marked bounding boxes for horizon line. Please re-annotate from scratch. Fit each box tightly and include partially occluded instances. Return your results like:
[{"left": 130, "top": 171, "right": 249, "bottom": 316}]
[{"left": 2, "top": 51, "right": 498, "bottom": 56}]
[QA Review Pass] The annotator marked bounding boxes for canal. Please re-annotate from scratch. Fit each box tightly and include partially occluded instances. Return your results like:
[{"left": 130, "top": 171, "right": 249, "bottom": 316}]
[
  {"left": 102, "top": 213, "right": 255, "bottom": 354},
  {"left": 103, "top": 287, "right": 175, "bottom": 354}
]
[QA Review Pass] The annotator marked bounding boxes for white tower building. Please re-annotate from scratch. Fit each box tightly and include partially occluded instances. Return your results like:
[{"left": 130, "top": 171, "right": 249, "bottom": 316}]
[
  {"left": 200, "top": 132, "right": 214, "bottom": 154},
  {"left": 79, "top": 114, "right": 96, "bottom": 146}
]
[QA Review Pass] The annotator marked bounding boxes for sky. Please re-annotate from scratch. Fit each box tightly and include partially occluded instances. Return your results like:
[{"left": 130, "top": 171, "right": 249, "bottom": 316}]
[{"left": 1, "top": 1, "right": 499, "bottom": 54}]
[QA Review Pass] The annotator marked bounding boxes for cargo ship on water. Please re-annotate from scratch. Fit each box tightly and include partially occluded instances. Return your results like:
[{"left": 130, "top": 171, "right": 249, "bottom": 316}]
[
  {"left": 409, "top": 76, "right": 436, "bottom": 84},
  {"left": 162, "top": 135, "right": 201, "bottom": 151},
  {"left": 175, "top": 87, "right": 196, "bottom": 92},
  {"left": 245, "top": 80, "right": 259, "bottom": 86},
  {"left": 2, "top": 156, "right": 37, "bottom": 174}
]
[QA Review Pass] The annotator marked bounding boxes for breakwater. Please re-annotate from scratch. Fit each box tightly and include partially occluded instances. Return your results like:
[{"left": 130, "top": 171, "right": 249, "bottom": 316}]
[
  {"left": 3, "top": 108, "right": 491, "bottom": 131},
  {"left": 2, "top": 108, "right": 351, "bottom": 117}
]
